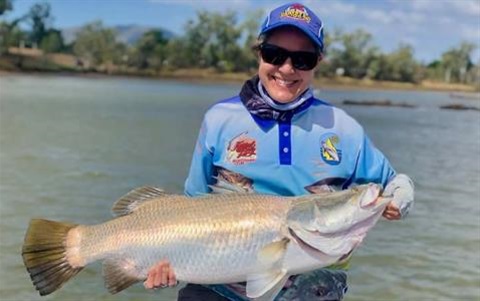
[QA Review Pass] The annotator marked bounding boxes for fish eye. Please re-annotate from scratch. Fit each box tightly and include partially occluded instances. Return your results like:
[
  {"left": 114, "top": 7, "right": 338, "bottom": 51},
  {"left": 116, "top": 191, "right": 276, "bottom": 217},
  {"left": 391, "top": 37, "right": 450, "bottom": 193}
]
[{"left": 313, "top": 286, "right": 328, "bottom": 296}]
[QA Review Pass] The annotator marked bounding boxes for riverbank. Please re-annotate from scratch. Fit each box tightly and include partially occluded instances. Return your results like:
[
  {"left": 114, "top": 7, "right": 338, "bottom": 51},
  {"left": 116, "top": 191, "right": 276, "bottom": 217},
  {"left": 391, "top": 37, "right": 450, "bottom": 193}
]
[{"left": 1, "top": 55, "right": 479, "bottom": 94}]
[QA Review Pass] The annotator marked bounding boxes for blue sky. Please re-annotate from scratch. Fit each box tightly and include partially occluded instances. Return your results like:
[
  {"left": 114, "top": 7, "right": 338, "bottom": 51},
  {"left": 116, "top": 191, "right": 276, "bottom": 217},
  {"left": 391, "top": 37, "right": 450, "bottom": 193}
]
[{"left": 4, "top": 0, "right": 480, "bottom": 63}]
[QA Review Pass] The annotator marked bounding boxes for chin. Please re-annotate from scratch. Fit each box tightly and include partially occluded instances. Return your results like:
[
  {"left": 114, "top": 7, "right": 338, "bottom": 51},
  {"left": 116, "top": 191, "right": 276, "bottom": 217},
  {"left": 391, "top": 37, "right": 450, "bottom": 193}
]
[{"left": 271, "top": 92, "right": 296, "bottom": 103}]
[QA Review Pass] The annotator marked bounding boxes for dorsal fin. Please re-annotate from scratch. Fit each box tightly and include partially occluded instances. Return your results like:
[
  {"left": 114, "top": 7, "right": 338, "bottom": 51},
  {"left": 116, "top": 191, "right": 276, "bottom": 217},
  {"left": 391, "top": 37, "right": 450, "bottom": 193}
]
[{"left": 112, "top": 186, "right": 168, "bottom": 216}]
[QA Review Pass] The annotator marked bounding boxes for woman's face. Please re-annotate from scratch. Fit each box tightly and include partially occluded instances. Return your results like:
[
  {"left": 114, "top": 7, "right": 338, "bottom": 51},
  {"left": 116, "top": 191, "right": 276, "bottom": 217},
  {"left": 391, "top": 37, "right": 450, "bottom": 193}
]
[{"left": 258, "top": 27, "right": 318, "bottom": 104}]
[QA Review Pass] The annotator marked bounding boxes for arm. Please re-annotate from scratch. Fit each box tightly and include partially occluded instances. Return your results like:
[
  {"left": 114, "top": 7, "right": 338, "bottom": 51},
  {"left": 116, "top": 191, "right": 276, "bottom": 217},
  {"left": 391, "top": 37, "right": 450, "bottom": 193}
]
[
  {"left": 382, "top": 173, "right": 414, "bottom": 219},
  {"left": 184, "top": 119, "right": 215, "bottom": 196}
]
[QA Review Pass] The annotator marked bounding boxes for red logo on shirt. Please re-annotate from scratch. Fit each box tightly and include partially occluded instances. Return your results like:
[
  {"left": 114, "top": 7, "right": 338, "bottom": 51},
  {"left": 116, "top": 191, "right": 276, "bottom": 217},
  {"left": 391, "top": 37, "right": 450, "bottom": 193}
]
[{"left": 227, "top": 133, "right": 257, "bottom": 165}]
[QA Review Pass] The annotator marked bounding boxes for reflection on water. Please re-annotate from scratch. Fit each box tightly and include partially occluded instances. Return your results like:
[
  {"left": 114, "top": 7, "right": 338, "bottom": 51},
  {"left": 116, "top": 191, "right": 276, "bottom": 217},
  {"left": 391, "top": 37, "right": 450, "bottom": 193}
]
[{"left": 1, "top": 75, "right": 479, "bottom": 301}]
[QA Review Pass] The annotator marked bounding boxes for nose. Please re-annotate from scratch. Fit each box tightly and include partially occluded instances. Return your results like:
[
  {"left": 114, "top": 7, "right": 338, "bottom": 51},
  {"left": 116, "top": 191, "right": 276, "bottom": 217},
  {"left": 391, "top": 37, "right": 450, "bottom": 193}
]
[{"left": 278, "top": 57, "right": 296, "bottom": 74}]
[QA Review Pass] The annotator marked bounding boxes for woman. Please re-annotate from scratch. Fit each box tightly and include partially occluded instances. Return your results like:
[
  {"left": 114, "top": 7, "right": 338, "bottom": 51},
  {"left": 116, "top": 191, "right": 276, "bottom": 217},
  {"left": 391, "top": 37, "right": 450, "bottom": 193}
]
[{"left": 145, "top": 3, "right": 414, "bottom": 300}]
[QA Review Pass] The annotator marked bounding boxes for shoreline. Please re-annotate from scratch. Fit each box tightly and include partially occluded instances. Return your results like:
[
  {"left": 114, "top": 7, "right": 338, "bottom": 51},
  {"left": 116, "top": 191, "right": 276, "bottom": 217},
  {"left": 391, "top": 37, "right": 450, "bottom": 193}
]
[{"left": 1, "top": 69, "right": 479, "bottom": 95}]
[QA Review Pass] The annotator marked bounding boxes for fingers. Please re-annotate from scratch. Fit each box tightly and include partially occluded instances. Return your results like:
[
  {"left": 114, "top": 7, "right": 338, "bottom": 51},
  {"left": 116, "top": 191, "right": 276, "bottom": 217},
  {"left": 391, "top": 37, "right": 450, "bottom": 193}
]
[
  {"left": 144, "top": 260, "right": 178, "bottom": 290},
  {"left": 383, "top": 202, "right": 401, "bottom": 220},
  {"left": 168, "top": 264, "right": 177, "bottom": 287}
]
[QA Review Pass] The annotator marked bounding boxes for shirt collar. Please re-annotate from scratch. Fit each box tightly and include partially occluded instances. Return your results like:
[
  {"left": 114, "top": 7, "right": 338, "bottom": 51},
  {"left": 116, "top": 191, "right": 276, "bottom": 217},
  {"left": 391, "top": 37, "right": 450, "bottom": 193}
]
[{"left": 239, "top": 76, "right": 315, "bottom": 130}]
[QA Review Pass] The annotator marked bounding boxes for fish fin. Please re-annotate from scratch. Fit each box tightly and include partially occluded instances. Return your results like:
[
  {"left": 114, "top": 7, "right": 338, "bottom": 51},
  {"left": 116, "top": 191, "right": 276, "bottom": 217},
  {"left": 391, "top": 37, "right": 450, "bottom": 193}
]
[
  {"left": 22, "top": 219, "right": 84, "bottom": 296},
  {"left": 245, "top": 238, "right": 289, "bottom": 299},
  {"left": 209, "top": 176, "right": 252, "bottom": 194},
  {"left": 103, "top": 258, "right": 141, "bottom": 294},
  {"left": 246, "top": 270, "right": 288, "bottom": 300},
  {"left": 112, "top": 186, "right": 168, "bottom": 216}
]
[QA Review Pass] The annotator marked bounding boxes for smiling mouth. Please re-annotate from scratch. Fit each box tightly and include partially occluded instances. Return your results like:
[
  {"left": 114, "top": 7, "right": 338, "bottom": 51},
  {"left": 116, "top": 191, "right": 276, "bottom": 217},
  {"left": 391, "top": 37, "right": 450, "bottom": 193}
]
[{"left": 270, "top": 75, "right": 299, "bottom": 88}]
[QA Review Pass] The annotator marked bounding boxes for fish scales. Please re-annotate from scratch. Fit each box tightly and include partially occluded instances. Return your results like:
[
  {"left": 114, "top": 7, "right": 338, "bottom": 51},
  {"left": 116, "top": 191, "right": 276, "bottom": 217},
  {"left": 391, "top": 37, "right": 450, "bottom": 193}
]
[{"left": 74, "top": 193, "right": 292, "bottom": 283}]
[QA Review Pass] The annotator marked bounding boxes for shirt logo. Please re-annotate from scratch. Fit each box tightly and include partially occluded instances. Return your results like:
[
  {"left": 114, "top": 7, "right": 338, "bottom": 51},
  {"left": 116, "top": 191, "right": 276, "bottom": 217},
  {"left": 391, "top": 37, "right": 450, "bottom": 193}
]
[
  {"left": 227, "top": 132, "right": 257, "bottom": 165},
  {"left": 280, "top": 4, "right": 311, "bottom": 23},
  {"left": 320, "top": 133, "right": 342, "bottom": 165}
]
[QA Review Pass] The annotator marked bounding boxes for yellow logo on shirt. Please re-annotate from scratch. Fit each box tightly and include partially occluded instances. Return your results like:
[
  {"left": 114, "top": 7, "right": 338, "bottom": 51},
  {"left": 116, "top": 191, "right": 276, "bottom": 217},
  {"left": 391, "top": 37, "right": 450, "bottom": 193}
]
[{"left": 320, "top": 134, "right": 341, "bottom": 165}]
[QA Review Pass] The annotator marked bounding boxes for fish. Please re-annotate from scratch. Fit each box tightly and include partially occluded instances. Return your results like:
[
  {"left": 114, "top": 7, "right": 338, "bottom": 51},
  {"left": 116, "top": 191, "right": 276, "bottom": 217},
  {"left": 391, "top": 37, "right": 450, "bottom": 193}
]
[{"left": 22, "top": 183, "right": 390, "bottom": 300}]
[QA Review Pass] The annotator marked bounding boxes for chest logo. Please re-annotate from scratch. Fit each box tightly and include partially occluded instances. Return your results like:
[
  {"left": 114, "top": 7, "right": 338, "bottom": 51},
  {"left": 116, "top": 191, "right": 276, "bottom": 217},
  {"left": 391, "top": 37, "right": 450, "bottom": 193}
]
[
  {"left": 320, "top": 133, "right": 342, "bottom": 165},
  {"left": 227, "top": 133, "right": 257, "bottom": 165}
]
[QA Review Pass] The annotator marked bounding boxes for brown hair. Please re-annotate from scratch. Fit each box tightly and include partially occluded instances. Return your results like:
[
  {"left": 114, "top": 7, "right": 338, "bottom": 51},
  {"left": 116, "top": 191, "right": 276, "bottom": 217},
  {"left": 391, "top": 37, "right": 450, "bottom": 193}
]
[{"left": 251, "top": 27, "right": 323, "bottom": 55}]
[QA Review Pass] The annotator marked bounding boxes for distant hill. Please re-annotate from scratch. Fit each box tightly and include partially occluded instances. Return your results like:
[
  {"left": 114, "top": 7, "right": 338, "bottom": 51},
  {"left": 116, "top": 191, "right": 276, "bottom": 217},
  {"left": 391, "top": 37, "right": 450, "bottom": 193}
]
[{"left": 62, "top": 25, "right": 175, "bottom": 45}]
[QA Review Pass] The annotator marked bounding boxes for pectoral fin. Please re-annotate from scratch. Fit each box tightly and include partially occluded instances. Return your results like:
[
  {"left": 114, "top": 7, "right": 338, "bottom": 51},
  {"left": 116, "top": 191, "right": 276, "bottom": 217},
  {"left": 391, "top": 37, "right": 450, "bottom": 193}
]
[
  {"left": 246, "top": 270, "right": 288, "bottom": 300},
  {"left": 246, "top": 238, "right": 290, "bottom": 300}
]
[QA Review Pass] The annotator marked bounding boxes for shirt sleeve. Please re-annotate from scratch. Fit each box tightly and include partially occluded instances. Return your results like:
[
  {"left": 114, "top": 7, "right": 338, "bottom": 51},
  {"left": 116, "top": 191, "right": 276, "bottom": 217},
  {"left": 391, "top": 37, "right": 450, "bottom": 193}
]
[
  {"left": 383, "top": 173, "right": 415, "bottom": 218},
  {"left": 353, "top": 135, "right": 414, "bottom": 219},
  {"left": 184, "top": 119, "right": 215, "bottom": 197},
  {"left": 351, "top": 135, "right": 396, "bottom": 188}
]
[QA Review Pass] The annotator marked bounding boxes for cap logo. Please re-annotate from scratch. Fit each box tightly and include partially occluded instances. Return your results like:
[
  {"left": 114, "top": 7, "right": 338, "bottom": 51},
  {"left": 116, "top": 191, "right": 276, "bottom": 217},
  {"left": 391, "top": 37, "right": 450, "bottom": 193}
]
[{"left": 280, "top": 4, "right": 311, "bottom": 23}]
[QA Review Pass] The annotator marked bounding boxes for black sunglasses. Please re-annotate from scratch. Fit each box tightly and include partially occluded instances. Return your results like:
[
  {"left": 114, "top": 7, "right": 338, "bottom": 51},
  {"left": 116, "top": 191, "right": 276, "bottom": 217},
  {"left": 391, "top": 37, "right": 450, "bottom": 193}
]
[{"left": 258, "top": 43, "right": 320, "bottom": 71}]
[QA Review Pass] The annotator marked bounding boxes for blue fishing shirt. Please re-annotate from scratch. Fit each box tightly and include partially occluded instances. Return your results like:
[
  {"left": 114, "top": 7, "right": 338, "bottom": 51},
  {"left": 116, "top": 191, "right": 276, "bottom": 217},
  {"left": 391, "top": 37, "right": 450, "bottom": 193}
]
[{"left": 184, "top": 89, "right": 395, "bottom": 197}]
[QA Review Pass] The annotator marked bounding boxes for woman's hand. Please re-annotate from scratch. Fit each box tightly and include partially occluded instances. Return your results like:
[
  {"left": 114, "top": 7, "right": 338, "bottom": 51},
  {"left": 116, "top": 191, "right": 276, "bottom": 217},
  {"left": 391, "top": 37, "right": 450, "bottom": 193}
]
[
  {"left": 382, "top": 201, "right": 401, "bottom": 220},
  {"left": 144, "top": 260, "right": 178, "bottom": 290}
]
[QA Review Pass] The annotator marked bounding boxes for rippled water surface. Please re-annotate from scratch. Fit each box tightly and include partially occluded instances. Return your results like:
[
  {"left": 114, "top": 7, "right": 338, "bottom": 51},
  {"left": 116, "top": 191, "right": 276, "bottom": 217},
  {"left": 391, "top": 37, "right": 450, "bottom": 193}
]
[{"left": 1, "top": 75, "right": 479, "bottom": 301}]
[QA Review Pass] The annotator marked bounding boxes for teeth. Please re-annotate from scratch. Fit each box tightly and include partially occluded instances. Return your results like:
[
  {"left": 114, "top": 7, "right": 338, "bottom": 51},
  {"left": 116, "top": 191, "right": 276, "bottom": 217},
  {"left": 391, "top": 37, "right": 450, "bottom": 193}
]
[{"left": 275, "top": 78, "right": 295, "bottom": 87}]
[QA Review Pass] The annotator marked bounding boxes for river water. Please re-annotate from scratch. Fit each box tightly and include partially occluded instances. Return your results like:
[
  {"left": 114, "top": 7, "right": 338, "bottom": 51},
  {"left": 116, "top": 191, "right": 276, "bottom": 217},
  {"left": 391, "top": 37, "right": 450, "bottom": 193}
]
[{"left": 1, "top": 74, "right": 479, "bottom": 301}]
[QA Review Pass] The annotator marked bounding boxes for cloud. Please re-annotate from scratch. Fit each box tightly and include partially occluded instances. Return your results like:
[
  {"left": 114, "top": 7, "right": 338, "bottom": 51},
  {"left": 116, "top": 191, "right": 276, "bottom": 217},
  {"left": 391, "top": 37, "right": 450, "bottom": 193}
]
[
  {"left": 459, "top": 24, "right": 480, "bottom": 41},
  {"left": 449, "top": 0, "right": 480, "bottom": 16},
  {"left": 305, "top": 0, "right": 356, "bottom": 17},
  {"left": 362, "top": 9, "right": 392, "bottom": 24},
  {"left": 409, "top": 0, "right": 480, "bottom": 17}
]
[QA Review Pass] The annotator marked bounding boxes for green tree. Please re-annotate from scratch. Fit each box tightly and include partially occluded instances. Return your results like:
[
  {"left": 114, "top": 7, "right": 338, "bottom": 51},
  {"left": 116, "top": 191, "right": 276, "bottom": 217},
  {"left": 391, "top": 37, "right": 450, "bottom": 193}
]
[
  {"left": 26, "top": 2, "right": 53, "bottom": 47},
  {"left": 180, "top": 11, "right": 243, "bottom": 71},
  {"left": 0, "top": 0, "right": 28, "bottom": 54},
  {"left": 164, "top": 38, "right": 189, "bottom": 69},
  {"left": 0, "top": 21, "right": 25, "bottom": 53},
  {"left": 329, "top": 29, "right": 379, "bottom": 78},
  {"left": 371, "top": 44, "right": 421, "bottom": 83},
  {"left": 440, "top": 42, "right": 476, "bottom": 83},
  {"left": 40, "top": 29, "right": 64, "bottom": 53},
  {"left": 73, "top": 21, "right": 118, "bottom": 66},
  {"left": 0, "top": 0, "right": 13, "bottom": 16},
  {"left": 316, "top": 28, "right": 343, "bottom": 77},
  {"left": 238, "top": 9, "right": 264, "bottom": 72},
  {"left": 133, "top": 29, "right": 169, "bottom": 70}
]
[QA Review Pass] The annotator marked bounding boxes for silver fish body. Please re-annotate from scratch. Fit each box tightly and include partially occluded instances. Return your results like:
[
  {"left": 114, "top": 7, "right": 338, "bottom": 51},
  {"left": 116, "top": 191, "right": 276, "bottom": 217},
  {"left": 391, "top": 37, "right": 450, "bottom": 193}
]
[
  {"left": 71, "top": 193, "right": 291, "bottom": 284},
  {"left": 22, "top": 183, "right": 388, "bottom": 300}
]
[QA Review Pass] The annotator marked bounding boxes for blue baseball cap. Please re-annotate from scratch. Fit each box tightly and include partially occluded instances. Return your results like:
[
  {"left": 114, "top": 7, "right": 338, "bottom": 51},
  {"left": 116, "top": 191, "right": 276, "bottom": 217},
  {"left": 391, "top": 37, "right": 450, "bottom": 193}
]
[{"left": 259, "top": 3, "right": 324, "bottom": 53}]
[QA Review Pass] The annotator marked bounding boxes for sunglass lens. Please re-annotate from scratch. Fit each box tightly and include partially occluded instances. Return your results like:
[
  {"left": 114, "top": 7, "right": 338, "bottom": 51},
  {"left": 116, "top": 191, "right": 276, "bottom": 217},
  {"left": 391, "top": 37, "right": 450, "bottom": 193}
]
[
  {"left": 292, "top": 52, "right": 318, "bottom": 70},
  {"left": 260, "top": 45, "right": 287, "bottom": 65},
  {"left": 260, "top": 44, "right": 318, "bottom": 70}
]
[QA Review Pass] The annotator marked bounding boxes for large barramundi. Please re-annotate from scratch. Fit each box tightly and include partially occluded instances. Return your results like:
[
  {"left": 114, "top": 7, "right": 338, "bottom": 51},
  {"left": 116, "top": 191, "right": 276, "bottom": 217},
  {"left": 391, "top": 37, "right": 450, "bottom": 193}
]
[{"left": 22, "top": 183, "right": 389, "bottom": 300}]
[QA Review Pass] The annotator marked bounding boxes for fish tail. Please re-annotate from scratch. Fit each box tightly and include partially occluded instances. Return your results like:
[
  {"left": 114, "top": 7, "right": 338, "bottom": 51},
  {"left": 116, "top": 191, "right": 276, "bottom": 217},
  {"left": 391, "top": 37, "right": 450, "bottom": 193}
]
[{"left": 22, "top": 219, "right": 84, "bottom": 296}]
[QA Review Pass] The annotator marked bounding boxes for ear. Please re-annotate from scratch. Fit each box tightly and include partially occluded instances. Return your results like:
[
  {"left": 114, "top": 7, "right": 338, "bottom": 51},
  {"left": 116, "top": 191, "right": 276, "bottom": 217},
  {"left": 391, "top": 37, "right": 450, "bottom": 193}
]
[{"left": 318, "top": 52, "right": 324, "bottom": 63}]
